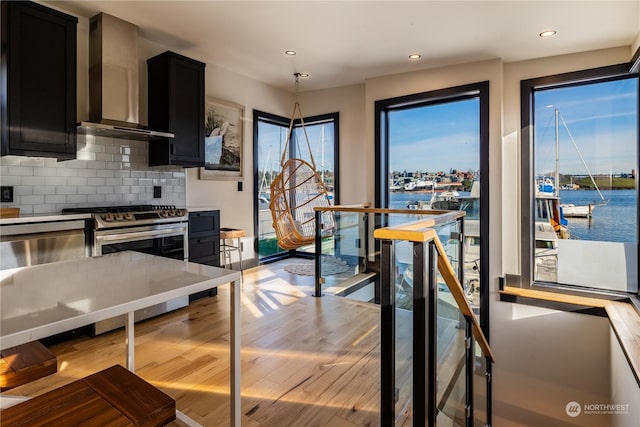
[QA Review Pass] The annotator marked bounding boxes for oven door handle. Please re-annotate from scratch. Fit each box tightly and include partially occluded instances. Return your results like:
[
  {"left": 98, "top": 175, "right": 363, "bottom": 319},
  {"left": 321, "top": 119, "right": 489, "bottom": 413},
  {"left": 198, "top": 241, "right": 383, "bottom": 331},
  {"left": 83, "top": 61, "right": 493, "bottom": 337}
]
[{"left": 95, "top": 226, "right": 186, "bottom": 245}]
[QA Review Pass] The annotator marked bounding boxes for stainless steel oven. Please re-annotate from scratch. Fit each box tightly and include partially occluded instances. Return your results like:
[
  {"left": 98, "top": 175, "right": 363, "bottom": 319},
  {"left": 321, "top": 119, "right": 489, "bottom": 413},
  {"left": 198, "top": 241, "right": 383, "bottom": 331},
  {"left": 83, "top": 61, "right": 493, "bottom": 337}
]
[
  {"left": 62, "top": 205, "right": 189, "bottom": 335},
  {"left": 94, "top": 223, "right": 188, "bottom": 259}
]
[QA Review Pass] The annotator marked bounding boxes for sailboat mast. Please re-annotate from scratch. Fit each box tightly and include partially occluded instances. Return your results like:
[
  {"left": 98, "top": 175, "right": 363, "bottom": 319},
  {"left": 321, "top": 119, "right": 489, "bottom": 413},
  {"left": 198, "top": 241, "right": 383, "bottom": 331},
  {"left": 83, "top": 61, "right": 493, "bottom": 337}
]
[
  {"left": 558, "top": 112, "right": 606, "bottom": 202},
  {"left": 555, "top": 108, "right": 560, "bottom": 196},
  {"left": 260, "top": 145, "right": 272, "bottom": 195}
]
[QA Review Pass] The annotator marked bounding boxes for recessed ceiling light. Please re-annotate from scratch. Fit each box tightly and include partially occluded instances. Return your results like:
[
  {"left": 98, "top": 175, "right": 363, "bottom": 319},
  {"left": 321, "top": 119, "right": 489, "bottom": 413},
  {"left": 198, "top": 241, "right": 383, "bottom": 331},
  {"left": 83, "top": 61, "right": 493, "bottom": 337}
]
[
  {"left": 408, "top": 53, "right": 422, "bottom": 60},
  {"left": 298, "top": 72, "right": 310, "bottom": 78},
  {"left": 539, "top": 30, "right": 557, "bottom": 38},
  {"left": 285, "top": 50, "right": 297, "bottom": 56}
]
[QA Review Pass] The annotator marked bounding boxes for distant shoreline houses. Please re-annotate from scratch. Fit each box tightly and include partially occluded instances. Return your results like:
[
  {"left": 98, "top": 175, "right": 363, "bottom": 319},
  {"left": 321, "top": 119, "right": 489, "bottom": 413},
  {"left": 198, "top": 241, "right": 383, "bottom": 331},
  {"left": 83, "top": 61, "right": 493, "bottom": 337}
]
[{"left": 389, "top": 169, "right": 477, "bottom": 192}]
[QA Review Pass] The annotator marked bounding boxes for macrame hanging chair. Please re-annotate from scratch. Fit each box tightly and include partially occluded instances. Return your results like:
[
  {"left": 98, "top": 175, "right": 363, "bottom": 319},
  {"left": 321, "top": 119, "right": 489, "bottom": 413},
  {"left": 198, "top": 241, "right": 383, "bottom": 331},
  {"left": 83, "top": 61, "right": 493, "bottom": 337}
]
[{"left": 269, "top": 80, "right": 335, "bottom": 250}]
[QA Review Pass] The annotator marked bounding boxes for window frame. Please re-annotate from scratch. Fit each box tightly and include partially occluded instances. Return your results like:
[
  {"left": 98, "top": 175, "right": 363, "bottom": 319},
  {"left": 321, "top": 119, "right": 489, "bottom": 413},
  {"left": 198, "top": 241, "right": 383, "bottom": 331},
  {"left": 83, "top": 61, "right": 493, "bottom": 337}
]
[
  {"left": 252, "top": 109, "right": 340, "bottom": 263},
  {"left": 520, "top": 63, "right": 640, "bottom": 299},
  {"left": 374, "top": 81, "right": 490, "bottom": 337}
]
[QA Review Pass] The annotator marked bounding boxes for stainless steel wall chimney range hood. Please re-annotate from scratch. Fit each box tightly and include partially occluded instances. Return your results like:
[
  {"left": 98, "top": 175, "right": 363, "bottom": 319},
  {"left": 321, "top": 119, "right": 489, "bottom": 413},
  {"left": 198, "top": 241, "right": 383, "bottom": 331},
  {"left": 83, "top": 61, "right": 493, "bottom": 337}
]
[{"left": 77, "top": 13, "right": 174, "bottom": 140}]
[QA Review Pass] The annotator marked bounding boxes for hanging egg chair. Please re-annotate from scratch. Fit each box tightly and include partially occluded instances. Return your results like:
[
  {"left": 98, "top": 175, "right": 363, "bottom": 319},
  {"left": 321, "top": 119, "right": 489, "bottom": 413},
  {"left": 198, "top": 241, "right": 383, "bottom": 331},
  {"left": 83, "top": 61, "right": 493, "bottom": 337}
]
[{"left": 269, "top": 93, "right": 335, "bottom": 250}]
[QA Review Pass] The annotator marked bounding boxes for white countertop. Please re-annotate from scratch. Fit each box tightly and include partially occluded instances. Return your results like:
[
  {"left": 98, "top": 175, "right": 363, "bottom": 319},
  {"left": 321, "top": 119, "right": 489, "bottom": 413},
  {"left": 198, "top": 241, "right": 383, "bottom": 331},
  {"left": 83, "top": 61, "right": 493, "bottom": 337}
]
[
  {"left": 0, "top": 251, "right": 241, "bottom": 349},
  {"left": 0, "top": 207, "right": 221, "bottom": 225},
  {"left": 0, "top": 213, "right": 92, "bottom": 226}
]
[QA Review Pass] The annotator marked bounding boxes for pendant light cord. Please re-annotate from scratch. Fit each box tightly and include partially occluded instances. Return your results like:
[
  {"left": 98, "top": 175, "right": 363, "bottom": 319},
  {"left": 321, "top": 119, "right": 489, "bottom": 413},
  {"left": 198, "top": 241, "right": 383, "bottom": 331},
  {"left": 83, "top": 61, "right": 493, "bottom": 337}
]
[
  {"left": 279, "top": 73, "right": 314, "bottom": 168},
  {"left": 293, "top": 72, "right": 301, "bottom": 101}
]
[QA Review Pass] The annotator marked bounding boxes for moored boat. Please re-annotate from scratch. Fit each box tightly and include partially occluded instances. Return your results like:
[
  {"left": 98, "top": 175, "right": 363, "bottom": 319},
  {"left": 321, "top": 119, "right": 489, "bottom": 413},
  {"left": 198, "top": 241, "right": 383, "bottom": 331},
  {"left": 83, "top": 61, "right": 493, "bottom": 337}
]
[{"left": 560, "top": 202, "right": 594, "bottom": 218}]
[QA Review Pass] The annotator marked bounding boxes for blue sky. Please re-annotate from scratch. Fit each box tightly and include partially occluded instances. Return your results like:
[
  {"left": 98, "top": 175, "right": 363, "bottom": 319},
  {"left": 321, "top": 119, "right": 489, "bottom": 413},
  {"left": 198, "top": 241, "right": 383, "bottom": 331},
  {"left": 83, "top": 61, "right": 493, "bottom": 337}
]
[
  {"left": 388, "top": 98, "right": 480, "bottom": 173},
  {"left": 387, "top": 77, "right": 638, "bottom": 177},
  {"left": 534, "top": 77, "right": 638, "bottom": 176}
]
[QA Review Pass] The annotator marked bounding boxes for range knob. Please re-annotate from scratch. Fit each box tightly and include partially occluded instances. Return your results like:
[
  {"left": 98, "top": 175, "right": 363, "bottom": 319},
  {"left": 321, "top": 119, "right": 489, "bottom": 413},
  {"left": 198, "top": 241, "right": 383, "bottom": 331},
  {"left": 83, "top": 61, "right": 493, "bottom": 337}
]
[
  {"left": 104, "top": 213, "right": 115, "bottom": 221},
  {"left": 159, "top": 211, "right": 169, "bottom": 217},
  {"left": 115, "top": 213, "right": 124, "bottom": 221},
  {"left": 124, "top": 213, "right": 135, "bottom": 221}
]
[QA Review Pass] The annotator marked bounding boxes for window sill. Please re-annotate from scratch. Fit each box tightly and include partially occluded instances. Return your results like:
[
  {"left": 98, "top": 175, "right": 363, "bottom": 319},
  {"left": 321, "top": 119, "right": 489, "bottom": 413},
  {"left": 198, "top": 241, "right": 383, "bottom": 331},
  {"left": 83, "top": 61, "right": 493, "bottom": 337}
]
[{"left": 500, "top": 286, "right": 640, "bottom": 387}]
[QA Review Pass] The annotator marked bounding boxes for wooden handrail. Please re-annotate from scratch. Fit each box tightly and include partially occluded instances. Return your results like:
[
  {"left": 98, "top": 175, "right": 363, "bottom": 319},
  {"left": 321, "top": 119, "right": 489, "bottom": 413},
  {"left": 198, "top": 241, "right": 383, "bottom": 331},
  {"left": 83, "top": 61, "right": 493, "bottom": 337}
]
[
  {"left": 374, "top": 222, "right": 494, "bottom": 363},
  {"left": 500, "top": 286, "right": 640, "bottom": 385},
  {"left": 315, "top": 205, "right": 465, "bottom": 228}
]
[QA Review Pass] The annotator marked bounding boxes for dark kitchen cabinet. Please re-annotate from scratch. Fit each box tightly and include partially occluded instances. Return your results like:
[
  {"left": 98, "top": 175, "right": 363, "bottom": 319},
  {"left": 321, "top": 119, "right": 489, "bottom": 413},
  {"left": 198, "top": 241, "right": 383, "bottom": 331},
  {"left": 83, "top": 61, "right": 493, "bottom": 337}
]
[
  {"left": 188, "top": 209, "right": 220, "bottom": 301},
  {"left": 147, "top": 51, "right": 205, "bottom": 167},
  {"left": 1, "top": 1, "right": 78, "bottom": 159}
]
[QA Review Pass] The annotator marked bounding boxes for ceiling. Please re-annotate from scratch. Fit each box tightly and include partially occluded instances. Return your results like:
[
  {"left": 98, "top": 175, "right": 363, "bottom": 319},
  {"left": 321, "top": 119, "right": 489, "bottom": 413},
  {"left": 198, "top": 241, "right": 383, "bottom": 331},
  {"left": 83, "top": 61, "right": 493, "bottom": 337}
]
[{"left": 47, "top": 1, "right": 640, "bottom": 92}]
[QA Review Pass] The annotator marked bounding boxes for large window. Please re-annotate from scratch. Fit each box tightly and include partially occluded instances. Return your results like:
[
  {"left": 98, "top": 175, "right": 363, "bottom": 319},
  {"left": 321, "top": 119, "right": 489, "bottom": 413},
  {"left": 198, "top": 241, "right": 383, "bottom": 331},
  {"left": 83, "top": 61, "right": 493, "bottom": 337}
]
[
  {"left": 521, "top": 65, "right": 639, "bottom": 294},
  {"left": 375, "top": 82, "right": 490, "bottom": 334},
  {"left": 253, "top": 110, "right": 339, "bottom": 261}
]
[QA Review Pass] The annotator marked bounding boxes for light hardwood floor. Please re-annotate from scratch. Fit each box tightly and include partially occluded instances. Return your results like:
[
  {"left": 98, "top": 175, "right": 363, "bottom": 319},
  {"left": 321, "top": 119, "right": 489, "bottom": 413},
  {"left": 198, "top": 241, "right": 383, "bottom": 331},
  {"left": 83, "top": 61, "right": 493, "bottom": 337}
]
[{"left": 2, "top": 259, "right": 388, "bottom": 426}]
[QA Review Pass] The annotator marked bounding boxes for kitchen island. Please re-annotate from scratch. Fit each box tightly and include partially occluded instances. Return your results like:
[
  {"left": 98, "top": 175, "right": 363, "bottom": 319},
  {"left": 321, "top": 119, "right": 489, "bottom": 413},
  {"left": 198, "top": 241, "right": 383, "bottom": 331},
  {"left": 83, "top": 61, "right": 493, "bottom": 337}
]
[{"left": 0, "top": 251, "right": 242, "bottom": 426}]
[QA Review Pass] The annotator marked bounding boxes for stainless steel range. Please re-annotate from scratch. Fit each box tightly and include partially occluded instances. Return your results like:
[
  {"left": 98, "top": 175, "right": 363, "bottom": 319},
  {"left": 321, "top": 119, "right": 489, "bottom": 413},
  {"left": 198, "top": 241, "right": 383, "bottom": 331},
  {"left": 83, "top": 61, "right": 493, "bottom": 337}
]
[{"left": 62, "top": 204, "right": 189, "bottom": 334}]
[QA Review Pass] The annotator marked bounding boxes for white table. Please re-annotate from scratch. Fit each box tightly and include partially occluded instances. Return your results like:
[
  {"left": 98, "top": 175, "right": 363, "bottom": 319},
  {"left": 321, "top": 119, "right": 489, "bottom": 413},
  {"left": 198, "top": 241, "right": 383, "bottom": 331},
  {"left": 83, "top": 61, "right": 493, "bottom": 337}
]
[{"left": 0, "top": 251, "right": 242, "bottom": 427}]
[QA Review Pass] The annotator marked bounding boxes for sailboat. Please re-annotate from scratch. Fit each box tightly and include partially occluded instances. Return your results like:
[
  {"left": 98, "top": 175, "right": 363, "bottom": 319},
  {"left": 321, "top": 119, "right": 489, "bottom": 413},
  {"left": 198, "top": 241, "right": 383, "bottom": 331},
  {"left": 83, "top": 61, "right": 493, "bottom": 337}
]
[{"left": 549, "top": 108, "right": 606, "bottom": 218}]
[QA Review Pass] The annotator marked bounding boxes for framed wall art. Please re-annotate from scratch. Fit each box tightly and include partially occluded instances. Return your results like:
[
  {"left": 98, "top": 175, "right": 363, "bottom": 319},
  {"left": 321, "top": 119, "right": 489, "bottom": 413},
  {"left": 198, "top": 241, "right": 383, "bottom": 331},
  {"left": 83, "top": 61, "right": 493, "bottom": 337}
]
[{"left": 199, "top": 98, "right": 244, "bottom": 180}]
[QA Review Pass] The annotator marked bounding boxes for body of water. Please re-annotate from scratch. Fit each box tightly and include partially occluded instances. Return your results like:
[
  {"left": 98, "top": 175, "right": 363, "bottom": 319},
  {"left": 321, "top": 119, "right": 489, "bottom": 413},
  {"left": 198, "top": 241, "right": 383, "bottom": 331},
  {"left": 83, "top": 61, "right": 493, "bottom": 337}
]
[
  {"left": 389, "top": 189, "right": 637, "bottom": 243},
  {"left": 560, "top": 189, "right": 636, "bottom": 243}
]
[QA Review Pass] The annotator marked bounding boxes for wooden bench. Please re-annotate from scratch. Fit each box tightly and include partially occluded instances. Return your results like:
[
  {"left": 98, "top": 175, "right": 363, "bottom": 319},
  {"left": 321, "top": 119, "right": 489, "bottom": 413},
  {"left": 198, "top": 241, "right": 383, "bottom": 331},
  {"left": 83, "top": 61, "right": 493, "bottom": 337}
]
[
  {"left": 0, "top": 364, "right": 176, "bottom": 426},
  {"left": 0, "top": 341, "right": 57, "bottom": 391}
]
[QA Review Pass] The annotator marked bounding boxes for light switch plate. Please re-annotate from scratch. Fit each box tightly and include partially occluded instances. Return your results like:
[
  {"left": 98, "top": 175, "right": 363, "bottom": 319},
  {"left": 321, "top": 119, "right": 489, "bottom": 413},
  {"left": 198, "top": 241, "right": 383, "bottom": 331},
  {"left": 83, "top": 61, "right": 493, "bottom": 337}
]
[{"left": 1, "top": 186, "right": 13, "bottom": 203}]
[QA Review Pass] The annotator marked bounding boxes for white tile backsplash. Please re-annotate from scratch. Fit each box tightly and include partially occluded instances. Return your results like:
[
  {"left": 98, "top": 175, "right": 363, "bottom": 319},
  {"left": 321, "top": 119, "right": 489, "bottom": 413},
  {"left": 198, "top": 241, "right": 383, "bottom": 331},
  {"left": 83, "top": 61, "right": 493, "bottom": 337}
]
[
  {"left": 45, "top": 176, "right": 67, "bottom": 186},
  {"left": 56, "top": 168, "right": 78, "bottom": 177},
  {"left": 46, "top": 195, "right": 68, "bottom": 204},
  {"left": 87, "top": 177, "right": 106, "bottom": 186},
  {"left": 67, "top": 177, "right": 88, "bottom": 186},
  {"left": 87, "top": 194, "right": 106, "bottom": 203},
  {"left": 8, "top": 166, "right": 34, "bottom": 176},
  {"left": 77, "top": 169, "right": 97, "bottom": 177},
  {"left": 55, "top": 186, "right": 77, "bottom": 195},
  {"left": 34, "top": 167, "right": 58, "bottom": 176},
  {"left": 0, "top": 135, "right": 186, "bottom": 211},
  {"left": 96, "top": 186, "right": 113, "bottom": 194},
  {"left": 21, "top": 176, "right": 46, "bottom": 186},
  {"left": 20, "top": 195, "right": 45, "bottom": 205},
  {"left": 32, "top": 186, "right": 50, "bottom": 195},
  {"left": 67, "top": 195, "right": 88, "bottom": 204},
  {"left": 19, "top": 158, "right": 45, "bottom": 167}
]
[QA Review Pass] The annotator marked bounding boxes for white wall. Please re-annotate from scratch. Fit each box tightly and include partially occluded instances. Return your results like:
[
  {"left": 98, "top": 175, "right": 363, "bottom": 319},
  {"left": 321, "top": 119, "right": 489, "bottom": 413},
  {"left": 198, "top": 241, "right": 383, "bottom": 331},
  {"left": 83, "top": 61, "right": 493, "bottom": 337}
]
[
  {"left": 494, "top": 46, "right": 632, "bottom": 427},
  {"left": 298, "top": 84, "right": 366, "bottom": 205},
  {"left": 185, "top": 62, "right": 292, "bottom": 227},
  {"left": 493, "top": 305, "right": 612, "bottom": 426}
]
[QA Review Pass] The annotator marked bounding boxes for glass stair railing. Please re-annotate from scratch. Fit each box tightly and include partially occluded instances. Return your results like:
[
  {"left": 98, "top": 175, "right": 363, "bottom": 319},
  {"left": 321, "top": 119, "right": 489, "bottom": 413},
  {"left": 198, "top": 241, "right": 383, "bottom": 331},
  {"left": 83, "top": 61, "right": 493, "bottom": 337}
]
[{"left": 313, "top": 206, "right": 494, "bottom": 426}]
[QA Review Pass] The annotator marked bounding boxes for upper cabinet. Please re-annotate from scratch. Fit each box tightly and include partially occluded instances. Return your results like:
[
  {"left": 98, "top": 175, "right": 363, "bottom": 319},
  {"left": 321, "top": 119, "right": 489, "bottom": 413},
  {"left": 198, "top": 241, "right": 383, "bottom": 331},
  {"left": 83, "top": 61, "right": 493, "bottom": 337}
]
[
  {"left": 1, "top": 1, "right": 78, "bottom": 160},
  {"left": 147, "top": 51, "right": 205, "bottom": 167}
]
